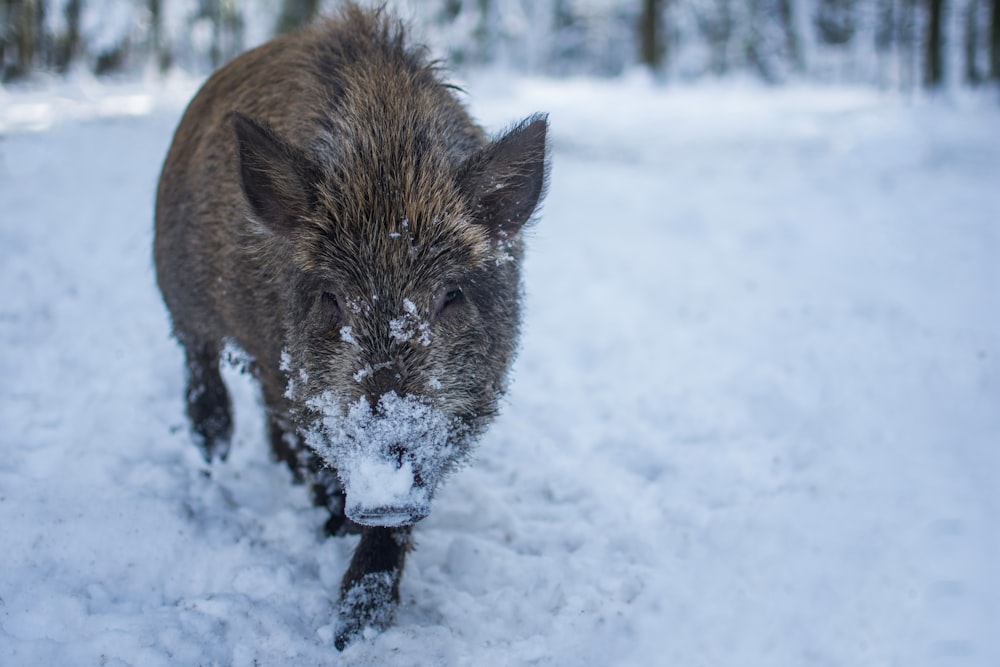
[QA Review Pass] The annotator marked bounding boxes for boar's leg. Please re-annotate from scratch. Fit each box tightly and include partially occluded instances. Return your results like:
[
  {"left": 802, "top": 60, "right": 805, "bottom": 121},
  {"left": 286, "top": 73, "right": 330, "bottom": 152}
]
[
  {"left": 310, "top": 462, "right": 363, "bottom": 537},
  {"left": 183, "top": 342, "right": 232, "bottom": 462},
  {"left": 266, "top": 410, "right": 360, "bottom": 536},
  {"left": 267, "top": 413, "right": 306, "bottom": 482},
  {"left": 334, "top": 526, "right": 413, "bottom": 650}
]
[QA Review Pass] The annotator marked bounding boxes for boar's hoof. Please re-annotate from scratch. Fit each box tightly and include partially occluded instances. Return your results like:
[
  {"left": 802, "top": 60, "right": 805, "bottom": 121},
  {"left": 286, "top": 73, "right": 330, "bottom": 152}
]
[
  {"left": 189, "top": 407, "right": 232, "bottom": 463},
  {"left": 185, "top": 360, "right": 233, "bottom": 463},
  {"left": 334, "top": 571, "right": 398, "bottom": 651}
]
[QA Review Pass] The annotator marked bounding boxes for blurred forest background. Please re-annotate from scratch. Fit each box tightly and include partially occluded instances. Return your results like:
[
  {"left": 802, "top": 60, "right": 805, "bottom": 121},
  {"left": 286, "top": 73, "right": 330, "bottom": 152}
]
[{"left": 1, "top": 0, "right": 998, "bottom": 89}]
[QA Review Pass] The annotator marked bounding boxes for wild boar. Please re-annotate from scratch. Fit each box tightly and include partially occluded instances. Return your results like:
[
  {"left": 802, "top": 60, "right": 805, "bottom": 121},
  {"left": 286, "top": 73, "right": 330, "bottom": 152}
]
[{"left": 153, "top": 3, "right": 548, "bottom": 649}]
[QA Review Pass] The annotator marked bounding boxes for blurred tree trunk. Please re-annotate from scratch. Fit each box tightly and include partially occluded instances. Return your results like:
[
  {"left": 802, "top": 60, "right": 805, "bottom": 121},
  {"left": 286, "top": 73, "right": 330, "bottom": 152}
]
[
  {"left": 875, "top": 0, "right": 895, "bottom": 87},
  {"left": 150, "top": 0, "right": 171, "bottom": 72},
  {"left": 3, "top": 0, "right": 43, "bottom": 81},
  {"left": 277, "top": 0, "right": 320, "bottom": 35},
  {"left": 899, "top": 0, "right": 919, "bottom": 89},
  {"left": 992, "top": 0, "right": 1000, "bottom": 81},
  {"left": 963, "top": 0, "right": 980, "bottom": 84},
  {"left": 743, "top": 0, "right": 767, "bottom": 80},
  {"left": 10, "top": 0, "right": 30, "bottom": 78},
  {"left": 1, "top": 1, "right": 10, "bottom": 79},
  {"left": 54, "top": 0, "right": 82, "bottom": 73},
  {"left": 639, "top": 0, "right": 665, "bottom": 70},
  {"left": 925, "top": 0, "right": 944, "bottom": 86},
  {"left": 473, "top": 0, "right": 500, "bottom": 66},
  {"left": 779, "top": 0, "right": 804, "bottom": 73},
  {"left": 201, "top": 0, "right": 245, "bottom": 68},
  {"left": 705, "top": 0, "right": 734, "bottom": 75}
]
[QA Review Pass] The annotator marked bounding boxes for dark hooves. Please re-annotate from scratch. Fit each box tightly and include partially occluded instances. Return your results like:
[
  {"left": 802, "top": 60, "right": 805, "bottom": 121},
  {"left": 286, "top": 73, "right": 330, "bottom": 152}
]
[
  {"left": 333, "top": 571, "right": 397, "bottom": 651},
  {"left": 191, "top": 419, "right": 232, "bottom": 462},
  {"left": 188, "top": 391, "right": 233, "bottom": 462}
]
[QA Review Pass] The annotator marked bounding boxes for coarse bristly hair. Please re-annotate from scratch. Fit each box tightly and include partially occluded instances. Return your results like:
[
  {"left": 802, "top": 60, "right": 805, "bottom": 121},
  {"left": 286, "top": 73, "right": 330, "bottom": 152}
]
[{"left": 154, "top": 0, "right": 549, "bottom": 650}]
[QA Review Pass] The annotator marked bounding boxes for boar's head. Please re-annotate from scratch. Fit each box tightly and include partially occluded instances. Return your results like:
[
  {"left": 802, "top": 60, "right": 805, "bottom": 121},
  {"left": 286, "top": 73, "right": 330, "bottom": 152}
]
[{"left": 231, "top": 111, "right": 548, "bottom": 526}]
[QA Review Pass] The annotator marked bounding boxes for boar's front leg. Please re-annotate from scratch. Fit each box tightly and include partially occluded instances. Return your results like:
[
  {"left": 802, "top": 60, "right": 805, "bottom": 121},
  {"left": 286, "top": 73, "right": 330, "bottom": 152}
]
[
  {"left": 183, "top": 342, "right": 232, "bottom": 462},
  {"left": 334, "top": 526, "right": 413, "bottom": 650}
]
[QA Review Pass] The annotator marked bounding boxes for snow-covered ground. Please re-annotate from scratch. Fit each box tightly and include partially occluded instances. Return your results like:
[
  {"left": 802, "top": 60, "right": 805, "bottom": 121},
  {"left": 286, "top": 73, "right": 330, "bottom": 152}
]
[{"left": 1, "top": 74, "right": 998, "bottom": 666}]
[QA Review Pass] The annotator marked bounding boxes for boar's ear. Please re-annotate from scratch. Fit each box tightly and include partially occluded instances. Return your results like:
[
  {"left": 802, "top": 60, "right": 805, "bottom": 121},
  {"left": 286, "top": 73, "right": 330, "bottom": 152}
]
[
  {"left": 231, "top": 111, "right": 318, "bottom": 235},
  {"left": 459, "top": 114, "right": 549, "bottom": 238}
]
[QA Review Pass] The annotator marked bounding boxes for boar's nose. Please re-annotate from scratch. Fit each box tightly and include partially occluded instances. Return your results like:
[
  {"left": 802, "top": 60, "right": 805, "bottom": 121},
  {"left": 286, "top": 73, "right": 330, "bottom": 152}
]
[
  {"left": 366, "top": 365, "right": 402, "bottom": 408},
  {"left": 349, "top": 504, "right": 430, "bottom": 527},
  {"left": 342, "top": 456, "right": 432, "bottom": 528}
]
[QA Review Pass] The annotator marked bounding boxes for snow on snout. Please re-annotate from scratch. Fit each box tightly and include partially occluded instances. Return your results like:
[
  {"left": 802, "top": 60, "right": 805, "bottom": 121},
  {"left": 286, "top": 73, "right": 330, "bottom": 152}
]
[
  {"left": 343, "top": 458, "right": 430, "bottom": 527},
  {"left": 304, "top": 392, "right": 459, "bottom": 525}
]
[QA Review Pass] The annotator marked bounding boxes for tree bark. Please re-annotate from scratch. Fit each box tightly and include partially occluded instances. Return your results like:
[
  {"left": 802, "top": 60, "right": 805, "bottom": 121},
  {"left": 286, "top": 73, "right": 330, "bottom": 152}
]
[
  {"left": 55, "top": 0, "right": 82, "bottom": 73},
  {"left": 964, "top": 0, "right": 980, "bottom": 84},
  {"left": 277, "top": 0, "right": 319, "bottom": 36},
  {"left": 780, "top": 0, "right": 804, "bottom": 73},
  {"left": 991, "top": 0, "right": 1000, "bottom": 81},
  {"left": 639, "top": 0, "right": 665, "bottom": 70},
  {"left": 4, "top": 0, "right": 42, "bottom": 81},
  {"left": 925, "top": 0, "right": 945, "bottom": 87},
  {"left": 149, "top": 0, "right": 172, "bottom": 72}
]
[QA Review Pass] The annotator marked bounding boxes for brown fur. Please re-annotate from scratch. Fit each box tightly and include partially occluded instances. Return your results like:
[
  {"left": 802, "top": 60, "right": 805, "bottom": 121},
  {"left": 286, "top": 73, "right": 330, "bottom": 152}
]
[{"left": 154, "top": 4, "right": 547, "bottom": 650}]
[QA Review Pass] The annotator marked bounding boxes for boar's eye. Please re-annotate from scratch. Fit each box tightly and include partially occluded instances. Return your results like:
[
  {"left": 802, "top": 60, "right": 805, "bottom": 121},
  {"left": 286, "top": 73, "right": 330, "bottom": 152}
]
[
  {"left": 321, "top": 292, "right": 343, "bottom": 321},
  {"left": 433, "top": 285, "right": 464, "bottom": 319}
]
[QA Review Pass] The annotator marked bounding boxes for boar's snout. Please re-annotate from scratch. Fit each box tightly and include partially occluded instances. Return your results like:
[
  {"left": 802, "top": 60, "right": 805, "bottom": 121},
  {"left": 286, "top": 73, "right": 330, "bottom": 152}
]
[
  {"left": 342, "top": 456, "right": 432, "bottom": 527},
  {"left": 305, "top": 392, "right": 456, "bottom": 528},
  {"left": 349, "top": 504, "right": 430, "bottom": 528},
  {"left": 367, "top": 365, "right": 402, "bottom": 407}
]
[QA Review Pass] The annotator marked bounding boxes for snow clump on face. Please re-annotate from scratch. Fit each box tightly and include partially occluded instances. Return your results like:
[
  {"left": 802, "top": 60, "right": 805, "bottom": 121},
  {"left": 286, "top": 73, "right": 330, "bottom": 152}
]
[
  {"left": 389, "top": 298, "right": 432, "bottom": 347},
  {"left": 303, "top": 391, "right": 463, "bottom": 526}
]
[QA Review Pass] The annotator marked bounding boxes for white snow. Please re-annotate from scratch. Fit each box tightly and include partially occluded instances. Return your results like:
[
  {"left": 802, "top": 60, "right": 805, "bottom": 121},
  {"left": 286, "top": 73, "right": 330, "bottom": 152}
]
[
  {"left": 301, "top": 392, "right": 455, "bottom": 525},
  {"left": 388, "top": 298, "right": 434, "bottom": 347},
  {"left": 346, "top": 457, "right": 421, "bottom": 509},
  {"left": 339, "top": 325, "right": 359, "bottom": 347},
  {"left": 1, "top": 74, "right": 999, "bottom": 666}
]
